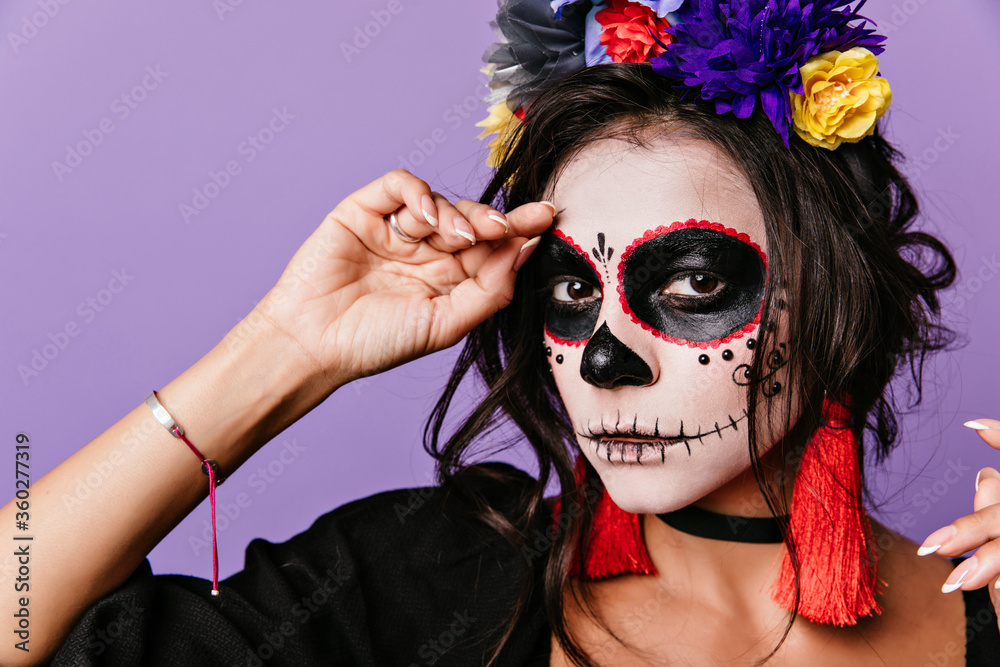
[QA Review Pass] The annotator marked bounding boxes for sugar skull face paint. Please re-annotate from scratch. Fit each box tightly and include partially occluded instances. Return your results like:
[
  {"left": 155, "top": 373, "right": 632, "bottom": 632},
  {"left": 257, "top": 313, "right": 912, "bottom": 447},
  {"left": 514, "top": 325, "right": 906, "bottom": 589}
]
[
  {"left": 539, "top": 136, "right": 797, "bottom": 515},
  {"left": 619, "top": 220, "right": 767, "bottom": 345}
]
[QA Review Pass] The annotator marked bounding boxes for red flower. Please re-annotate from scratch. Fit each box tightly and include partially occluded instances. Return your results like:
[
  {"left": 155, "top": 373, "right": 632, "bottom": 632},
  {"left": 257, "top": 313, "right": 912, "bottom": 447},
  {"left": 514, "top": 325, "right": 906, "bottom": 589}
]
[{"left": 595, "top": 0, "right": 673, "bottom": 64}]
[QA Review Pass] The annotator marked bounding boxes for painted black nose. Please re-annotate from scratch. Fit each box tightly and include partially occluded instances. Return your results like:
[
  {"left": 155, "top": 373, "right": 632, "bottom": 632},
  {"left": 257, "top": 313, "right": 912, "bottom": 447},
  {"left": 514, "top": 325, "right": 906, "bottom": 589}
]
[{"left": 580, "top": 322, "right": 654, "bottom": 389}]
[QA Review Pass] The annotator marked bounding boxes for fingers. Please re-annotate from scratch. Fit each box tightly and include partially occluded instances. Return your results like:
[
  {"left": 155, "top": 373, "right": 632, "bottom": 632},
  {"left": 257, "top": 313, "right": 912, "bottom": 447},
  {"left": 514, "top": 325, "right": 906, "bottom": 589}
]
[
  {"left": 426, "top": 235, "right": 541, "bottom": 349},
  {"left": 453, "top": 199, "right": 557, "bottom": 240},
  {"left": 919, "top": 468, "right": 1000, "bottom": 559},
  {"left": 430, "top": 197, "right": 556, "bottom": 250},
  {"left": 923, "top": 505, "right": 1000, "bottom": 559},
  {"left": 966, "top": 419, "right": 1000, "bottom": 450},
  {"left": 975, "top": 467, "right": 1000, "bottom": 512},
  {"left": 425, "top": 195, "right": 509, "bottom": 251},
  {"left": 920, "top": 504, "right": 1000, "bottom": 593},
  {"left": 350, "top": 168, "right": 439, "bottom": 223},
  {"left": 442, "top": 199, "right": 555, "bottom": 277},
  {"left": 395, "top": 193, "right": 556, "bottom": 258},
  {"left": 345, "top": 169, "right": 557, "bottom": 255},
  {"left": 918, "top": 418, "right": 1000, "bottom": 594}
]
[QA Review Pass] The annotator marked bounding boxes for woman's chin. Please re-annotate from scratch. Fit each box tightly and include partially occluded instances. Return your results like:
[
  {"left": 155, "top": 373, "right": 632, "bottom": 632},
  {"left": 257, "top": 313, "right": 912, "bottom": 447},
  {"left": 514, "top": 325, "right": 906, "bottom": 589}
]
[{"left": 600, "top": 481, "right": 704, "bottom": 516}]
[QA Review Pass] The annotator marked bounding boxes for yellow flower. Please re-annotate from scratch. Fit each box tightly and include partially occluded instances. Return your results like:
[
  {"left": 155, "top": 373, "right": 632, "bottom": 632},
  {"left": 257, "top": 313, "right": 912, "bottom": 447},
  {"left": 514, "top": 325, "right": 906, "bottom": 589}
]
[
  {"left": 476, "top": 102, "right": 522, "bottom": 168},
  {"left": 791, "top": 47, "right": 892, "bottom": 150}
]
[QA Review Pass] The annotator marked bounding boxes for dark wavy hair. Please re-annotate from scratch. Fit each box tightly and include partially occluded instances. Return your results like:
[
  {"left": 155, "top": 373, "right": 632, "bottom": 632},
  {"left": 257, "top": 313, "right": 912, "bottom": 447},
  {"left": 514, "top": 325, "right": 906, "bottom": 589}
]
[{"left": 422, "top": 63, "right": 956, "bottom": 666}]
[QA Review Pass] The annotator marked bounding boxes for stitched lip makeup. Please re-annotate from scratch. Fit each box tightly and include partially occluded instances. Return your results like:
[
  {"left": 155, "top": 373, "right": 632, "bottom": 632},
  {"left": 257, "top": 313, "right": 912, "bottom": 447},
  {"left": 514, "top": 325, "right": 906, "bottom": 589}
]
[
  {"left": 593, "top": 438, "right": 686, "bottom": 465},
  {"left": 579, "top": 409, "right": 750, "bottom": 464}
]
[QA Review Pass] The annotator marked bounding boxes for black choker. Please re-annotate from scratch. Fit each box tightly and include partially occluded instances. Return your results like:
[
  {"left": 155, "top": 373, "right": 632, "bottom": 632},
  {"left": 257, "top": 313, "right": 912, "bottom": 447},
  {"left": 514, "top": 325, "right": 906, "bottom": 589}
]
[{"left": 655, "top": 505, "right": 788, "bottom": 544}]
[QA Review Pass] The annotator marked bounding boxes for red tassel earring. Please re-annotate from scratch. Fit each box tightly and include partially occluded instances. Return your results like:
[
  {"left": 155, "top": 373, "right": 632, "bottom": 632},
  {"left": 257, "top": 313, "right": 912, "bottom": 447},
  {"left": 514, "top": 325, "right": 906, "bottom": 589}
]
[
  {"left": 769, "top": 394, "right": 882, "bottom": 625},
  {"left": 558, "top": 455, "right": 657, "bottom": 580}
]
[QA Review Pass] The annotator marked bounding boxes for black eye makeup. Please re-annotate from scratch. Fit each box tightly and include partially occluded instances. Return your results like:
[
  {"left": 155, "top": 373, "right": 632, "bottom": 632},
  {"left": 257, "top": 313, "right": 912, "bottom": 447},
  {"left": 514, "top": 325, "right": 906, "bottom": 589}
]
[
  {"left": 535, "top": 231, "right": 603, "bottom": 344},
  {"left": 618, "top": 221, "right": 767, "bottom": 345}
]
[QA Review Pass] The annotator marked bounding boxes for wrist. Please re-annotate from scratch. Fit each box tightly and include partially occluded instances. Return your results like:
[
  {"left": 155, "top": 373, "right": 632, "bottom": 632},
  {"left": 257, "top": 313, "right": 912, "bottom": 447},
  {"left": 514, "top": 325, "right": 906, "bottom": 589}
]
[{"left": 160, "top": 309, "right": 337, "bottom": 472}]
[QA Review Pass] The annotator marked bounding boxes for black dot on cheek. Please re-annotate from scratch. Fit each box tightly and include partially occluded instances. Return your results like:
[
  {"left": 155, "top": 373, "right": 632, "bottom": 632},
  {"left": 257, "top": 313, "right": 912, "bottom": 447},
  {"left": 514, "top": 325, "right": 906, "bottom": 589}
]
[
  {"left": 721, "top": 349, "right": 733, "bottom": 361},
  {"left": 746, "top": 338, "right": 756, "bottom": 350},
  {"left": 698, "top": 354, "right": 710, "bottom": 365},
  {"left": 555, "top": 354, "right": 564, "bottom": 364}
]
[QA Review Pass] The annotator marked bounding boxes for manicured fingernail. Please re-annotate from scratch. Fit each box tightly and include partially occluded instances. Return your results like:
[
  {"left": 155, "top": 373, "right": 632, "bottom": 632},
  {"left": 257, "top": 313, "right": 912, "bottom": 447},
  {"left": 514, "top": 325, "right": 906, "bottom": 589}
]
[
  {"left": 977, "top": 468, "right": 984, "bottom": 492},
  {"left": 514, "top": 235, "right": 541, "bottom": 271},
  {"left": 488, "top": 213, "right": 510, "bottom": 234},
  {"left": 965, "top": 421, "right": 990, "bottom": 430},
  {"left": 942, "top": 556, "right": 977, "bottom": 593},
  {"left": 421, "top": 195, "right": 438, "bottom": 227},
  {"left": 994, "top": 577, "right": 1000, "bottom": 590},
  {"left": 453, "top": 216, "right": 475, "bottom": 245},
  {"left": 538, "top": 201, "right": 557, "bottom": 215},
  {"left": 918, "top": 524, "right": 957, "bottom": 556}
]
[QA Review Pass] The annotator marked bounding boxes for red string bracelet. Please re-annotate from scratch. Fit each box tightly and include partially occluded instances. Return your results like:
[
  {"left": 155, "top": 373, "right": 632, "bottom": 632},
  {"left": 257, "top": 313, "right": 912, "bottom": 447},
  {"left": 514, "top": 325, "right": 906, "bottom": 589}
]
[{"left": 145, "top": 390, "right": 225, "bottom": 597}]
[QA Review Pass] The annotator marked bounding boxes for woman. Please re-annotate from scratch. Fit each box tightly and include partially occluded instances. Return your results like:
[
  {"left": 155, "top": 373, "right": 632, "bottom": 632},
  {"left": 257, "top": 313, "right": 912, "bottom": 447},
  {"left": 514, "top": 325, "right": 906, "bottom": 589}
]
[{"left": 8, "top": 1, "right": 1000, "bottom": 665}]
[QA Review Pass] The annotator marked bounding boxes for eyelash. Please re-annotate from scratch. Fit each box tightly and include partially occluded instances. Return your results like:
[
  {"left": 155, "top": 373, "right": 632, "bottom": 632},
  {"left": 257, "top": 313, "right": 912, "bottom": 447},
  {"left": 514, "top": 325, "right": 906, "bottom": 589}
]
[
  {"left": 659, "top": 271, "right": 726, "bottom": 299},
  {"left": 545, "top": 272, "right": 726, "bottom": 307},
  {"left": 549, "top": 278, "right": 600, "bottom": 302}
]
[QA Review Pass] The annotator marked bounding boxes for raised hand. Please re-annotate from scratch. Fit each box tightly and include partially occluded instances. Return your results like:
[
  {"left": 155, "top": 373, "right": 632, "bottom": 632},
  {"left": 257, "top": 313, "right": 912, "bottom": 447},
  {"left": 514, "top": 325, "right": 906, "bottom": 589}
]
[
  {"left": 918, "top": 419, "right": 1000, "bottom": 618},
  {"left": 247, "top": 168, "right": 556, "bottom": 391}
]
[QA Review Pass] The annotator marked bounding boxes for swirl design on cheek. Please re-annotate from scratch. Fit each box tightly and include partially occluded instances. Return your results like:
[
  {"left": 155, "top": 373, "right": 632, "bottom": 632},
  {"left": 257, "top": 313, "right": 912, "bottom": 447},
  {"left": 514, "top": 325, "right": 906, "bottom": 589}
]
[
  {"left": 734, "top": 339, "right": 788, "bottom": 396},
  {"left": 617, "top": 220, "right": 767, "bottom": 349}
]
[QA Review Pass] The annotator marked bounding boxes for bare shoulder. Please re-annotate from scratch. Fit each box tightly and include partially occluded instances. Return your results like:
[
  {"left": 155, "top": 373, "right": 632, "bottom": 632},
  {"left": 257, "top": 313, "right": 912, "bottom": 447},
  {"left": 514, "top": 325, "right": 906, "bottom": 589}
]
[
  {"left": 871, "top": 518, "right": 956, "bottom": 599},
  {"left": 861, "top": 519, "right": 968, "bottom": 658}
]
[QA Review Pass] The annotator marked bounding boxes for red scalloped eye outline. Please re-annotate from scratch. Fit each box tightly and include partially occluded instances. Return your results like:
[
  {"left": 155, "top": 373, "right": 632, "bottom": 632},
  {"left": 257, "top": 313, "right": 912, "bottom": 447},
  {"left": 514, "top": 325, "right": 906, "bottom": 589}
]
[
  {"left": 543, "top": 229, "right": 603, "bottom": 348},
  {"left": 615, "top": 219, "right": 769, "bottom": 350}
]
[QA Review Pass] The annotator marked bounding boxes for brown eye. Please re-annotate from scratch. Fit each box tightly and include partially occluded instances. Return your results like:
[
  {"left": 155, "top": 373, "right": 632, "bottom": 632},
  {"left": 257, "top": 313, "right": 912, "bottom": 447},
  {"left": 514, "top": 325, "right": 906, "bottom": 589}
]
[
  {"left": 662, "top": 273, "right": 723, "bottom": 297},
  {"left": 552, "top": 280, "right": 598, "bottom": 302}
]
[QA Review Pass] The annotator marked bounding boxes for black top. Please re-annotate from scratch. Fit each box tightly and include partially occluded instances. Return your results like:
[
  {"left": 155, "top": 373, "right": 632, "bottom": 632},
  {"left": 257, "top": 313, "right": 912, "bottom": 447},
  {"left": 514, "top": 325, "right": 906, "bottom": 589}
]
[{"left": 49, "top": 463, "right": 1000, "bottom": 666}]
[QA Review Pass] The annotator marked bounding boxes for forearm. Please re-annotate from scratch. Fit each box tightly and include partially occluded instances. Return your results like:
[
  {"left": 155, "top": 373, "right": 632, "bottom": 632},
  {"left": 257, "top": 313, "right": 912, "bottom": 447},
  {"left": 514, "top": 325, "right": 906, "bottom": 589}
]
[{"left": 0, "top": 307, "right": 337, "bottom": 665}]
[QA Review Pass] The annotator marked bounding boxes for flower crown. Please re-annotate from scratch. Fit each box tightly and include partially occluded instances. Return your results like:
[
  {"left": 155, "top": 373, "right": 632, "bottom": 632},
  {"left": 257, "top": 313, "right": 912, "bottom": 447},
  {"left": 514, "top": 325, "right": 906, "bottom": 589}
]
[{"left": 477, "top": 0, "right": 892, "bottom": 165}]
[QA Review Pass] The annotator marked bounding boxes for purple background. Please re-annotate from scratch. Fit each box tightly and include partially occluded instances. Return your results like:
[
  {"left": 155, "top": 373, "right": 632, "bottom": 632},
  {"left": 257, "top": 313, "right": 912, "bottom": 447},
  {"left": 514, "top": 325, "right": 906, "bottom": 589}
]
[{"left": 1, "top": 1, "right": 997, "bottom": 580}]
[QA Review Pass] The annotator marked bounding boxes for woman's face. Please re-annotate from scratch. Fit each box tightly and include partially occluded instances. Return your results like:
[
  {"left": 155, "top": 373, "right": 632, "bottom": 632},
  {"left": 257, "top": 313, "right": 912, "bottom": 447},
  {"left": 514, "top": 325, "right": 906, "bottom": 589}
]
[{"left": 538, "top": 135, "right": 796, "bottom": 514}]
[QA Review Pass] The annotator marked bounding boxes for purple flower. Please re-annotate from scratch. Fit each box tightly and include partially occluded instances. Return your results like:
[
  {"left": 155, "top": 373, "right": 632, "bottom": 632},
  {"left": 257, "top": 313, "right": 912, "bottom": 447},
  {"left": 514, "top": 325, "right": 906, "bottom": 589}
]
[{"left": 650, "top": 0, "right": 885, "bottom": 145}]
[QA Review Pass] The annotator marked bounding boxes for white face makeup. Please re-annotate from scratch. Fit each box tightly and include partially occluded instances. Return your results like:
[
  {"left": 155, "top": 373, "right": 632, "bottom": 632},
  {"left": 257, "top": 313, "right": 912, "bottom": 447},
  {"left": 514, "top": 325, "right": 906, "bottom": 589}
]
[{"left": 538, "top": 136, "right": 794, "bottom": 514}]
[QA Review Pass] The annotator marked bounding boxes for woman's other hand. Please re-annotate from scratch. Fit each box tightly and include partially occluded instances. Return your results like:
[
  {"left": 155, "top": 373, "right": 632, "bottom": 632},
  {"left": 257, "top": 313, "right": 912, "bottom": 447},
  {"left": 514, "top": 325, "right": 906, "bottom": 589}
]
[
  {"left": 917, "top": 419, "right": 1000, "bottom": 615},
  {"left": 245, "top": 169, "right": 555, "bottom": 391}
]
